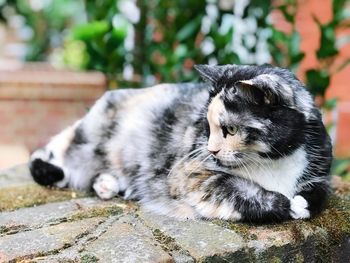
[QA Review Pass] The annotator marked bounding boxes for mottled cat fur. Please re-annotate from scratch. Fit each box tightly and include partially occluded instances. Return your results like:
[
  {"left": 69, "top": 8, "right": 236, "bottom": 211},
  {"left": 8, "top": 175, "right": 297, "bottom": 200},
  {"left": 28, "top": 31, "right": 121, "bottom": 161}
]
[{"left": 29, "top": 64, "right": 332, "bottom": 223}]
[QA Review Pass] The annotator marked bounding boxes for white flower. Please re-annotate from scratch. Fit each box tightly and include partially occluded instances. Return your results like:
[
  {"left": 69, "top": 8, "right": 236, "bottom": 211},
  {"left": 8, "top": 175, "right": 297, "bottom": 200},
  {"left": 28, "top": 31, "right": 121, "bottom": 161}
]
[{"left": 118, "top": 0, "right": 140, "bottom": 24}]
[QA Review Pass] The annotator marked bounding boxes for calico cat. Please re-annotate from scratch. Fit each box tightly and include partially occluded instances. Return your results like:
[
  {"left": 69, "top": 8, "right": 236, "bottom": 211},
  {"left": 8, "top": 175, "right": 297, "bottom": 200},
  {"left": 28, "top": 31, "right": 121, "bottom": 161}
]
[{"left": 29, "top": 64, "right": 332, "bottom": 223}]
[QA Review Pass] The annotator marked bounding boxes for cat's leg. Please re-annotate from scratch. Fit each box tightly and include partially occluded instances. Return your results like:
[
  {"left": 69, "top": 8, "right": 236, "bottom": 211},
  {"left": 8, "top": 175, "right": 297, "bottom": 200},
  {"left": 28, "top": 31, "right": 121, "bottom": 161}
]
[
  {"left": 93, "top": 173, "right": 120, "bottom": 199},
  {"left": 291, "top": 181, "right": 330, "bottom": 219},
  {"left": 190, "top": 174, "right": 294, "bottom": 222},
  {"left": 30, "top": 121, "right": 80, "bottom": 188},
  {"left": 30, "top": 90, "right": 137, "bottom": 190}
]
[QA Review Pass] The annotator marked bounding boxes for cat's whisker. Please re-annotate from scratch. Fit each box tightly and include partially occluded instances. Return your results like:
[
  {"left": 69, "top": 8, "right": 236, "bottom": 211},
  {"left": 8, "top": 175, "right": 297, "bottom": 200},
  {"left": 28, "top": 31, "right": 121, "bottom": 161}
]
[
  {"left": 240, "top": 153, "right": 275, "bottom": 180},
  {"left": 167, "top": 146, "right": 207, "bottom": 177},
  {"left": 186, "top": 153, "right": 212, "bottom": 177},
  {"left": 237, "top": 159, "right": 254, "bottom": 183}
]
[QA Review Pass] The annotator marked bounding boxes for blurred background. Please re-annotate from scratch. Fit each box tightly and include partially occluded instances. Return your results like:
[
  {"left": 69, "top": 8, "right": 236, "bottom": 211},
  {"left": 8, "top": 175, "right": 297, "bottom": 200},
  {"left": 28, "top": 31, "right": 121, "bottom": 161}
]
[{"left": 0, "top": 0, "right": 349, "bottom": 179}]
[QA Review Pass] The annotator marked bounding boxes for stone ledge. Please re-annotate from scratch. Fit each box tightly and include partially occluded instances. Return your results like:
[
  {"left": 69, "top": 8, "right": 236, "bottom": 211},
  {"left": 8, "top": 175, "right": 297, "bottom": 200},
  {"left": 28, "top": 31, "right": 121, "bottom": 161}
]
[
  {"left": 0, "top": 63, "right": 106, "bottom": 101},
  {"left": 0, "top": 165, "right": 349, "bottom": 262}
]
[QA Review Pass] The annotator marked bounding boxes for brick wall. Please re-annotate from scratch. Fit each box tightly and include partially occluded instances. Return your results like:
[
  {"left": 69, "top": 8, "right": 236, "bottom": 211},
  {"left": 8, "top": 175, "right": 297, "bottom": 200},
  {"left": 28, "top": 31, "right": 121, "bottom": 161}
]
[
  {"left": 294, "top": 0, "right": 350, "bottom": 157},
  {"left": 274, "top": 0, "right": 350, "bottom": 157},
  {"left": 0, "top": 64, "right": 106, "bottom": 168}
]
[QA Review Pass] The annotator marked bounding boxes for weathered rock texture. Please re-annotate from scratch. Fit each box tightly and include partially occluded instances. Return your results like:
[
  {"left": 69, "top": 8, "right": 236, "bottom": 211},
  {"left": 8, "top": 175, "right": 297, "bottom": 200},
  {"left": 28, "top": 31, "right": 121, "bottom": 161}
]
[{"left": 0, "top": 165, "right": 349, "bottom": 263}]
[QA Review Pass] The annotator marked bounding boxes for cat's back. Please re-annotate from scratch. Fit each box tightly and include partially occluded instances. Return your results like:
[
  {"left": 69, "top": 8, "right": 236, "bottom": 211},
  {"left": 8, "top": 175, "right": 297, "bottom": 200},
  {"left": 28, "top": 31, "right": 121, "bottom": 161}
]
[
  {"left": 102, "top": 83, "right": 209, "bottom": 171},
  {"left": 105, "top": 83, "right": 208, "bottom": 128},
  {"left": 107, "top": 83, "right": 208, "bottom": 114}
]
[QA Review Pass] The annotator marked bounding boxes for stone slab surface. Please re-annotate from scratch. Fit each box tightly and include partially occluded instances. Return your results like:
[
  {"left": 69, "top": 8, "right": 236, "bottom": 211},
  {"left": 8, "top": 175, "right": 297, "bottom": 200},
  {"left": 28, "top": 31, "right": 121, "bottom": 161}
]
[
  {"left": 139, "top": 210, "right": 244, "bottom": 260},
  {"left": 0, "top": 165, "right": 32, "bottom": 188},
  {"left": 0, "top": 218, "right": 102, "bottom": 262},
  {"left": 0, "top": 165, "right": 349, "bottom": 262},
  {"left": 83, "top": 215, "right": 173, "bottom": 263},
  {"left": 0, "top": 198, "right": 125, "bottom": 234}
]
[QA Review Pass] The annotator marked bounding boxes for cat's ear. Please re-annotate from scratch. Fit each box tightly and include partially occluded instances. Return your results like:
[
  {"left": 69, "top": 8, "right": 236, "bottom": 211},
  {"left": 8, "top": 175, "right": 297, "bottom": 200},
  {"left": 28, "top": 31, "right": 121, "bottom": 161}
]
[
  {"left": 227, "top": 80, "right": 269, "bottom": 105},
  {"left": 194, "top": 64, "right": 225, "bottom": 85},
  {"left": 235, "top": 80, "right": 271, "bottom": 105},
  {"left": 232, "top": 75, "right": 294, "bottom": 106}
]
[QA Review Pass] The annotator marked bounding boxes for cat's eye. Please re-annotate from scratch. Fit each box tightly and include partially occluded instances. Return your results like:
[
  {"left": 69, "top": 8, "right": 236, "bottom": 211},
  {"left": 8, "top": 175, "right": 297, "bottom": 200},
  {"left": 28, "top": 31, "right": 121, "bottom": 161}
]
[{"left": 226, "top": 126, "right": 238, "bottom": 136}]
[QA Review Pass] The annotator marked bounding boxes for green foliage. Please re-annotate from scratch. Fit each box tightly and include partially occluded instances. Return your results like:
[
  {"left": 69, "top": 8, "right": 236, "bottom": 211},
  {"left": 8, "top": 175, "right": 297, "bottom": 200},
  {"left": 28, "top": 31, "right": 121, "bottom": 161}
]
[
  {"left": 136, "top": 0, "right": 208, "bottom": 84},
  {"left": 332, "top": 159, "right": 350, "bottom": 179},
  {"left": 268, "top": 0, "right": 304, "bottom": 72},
  {"left": 315, "top": 18, "right": 338, "bottom": 59},
  {"left": 305, "top": 0, "right": 350, "bottom": 101},
  {"left": 305, "top": 69, "right": 330, "bottom": 98},
  {"left": 67, "top": 1, "right": 131, "bottom": 85},
  {"left": 2, "top": 0, "right": 349, "bottom": 92},
  {"left": 0, "top": 0, "right": 84, "bottom": 61},
  {"left": 62, "top": 40, "right": 89, "bottom": 70}
]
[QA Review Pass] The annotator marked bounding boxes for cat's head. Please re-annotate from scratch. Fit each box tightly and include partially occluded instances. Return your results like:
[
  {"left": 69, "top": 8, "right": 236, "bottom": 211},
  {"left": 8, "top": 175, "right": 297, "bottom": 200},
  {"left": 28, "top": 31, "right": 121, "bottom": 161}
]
[{"left": 195, "top": 64, "right": 315, "bottom": 168}]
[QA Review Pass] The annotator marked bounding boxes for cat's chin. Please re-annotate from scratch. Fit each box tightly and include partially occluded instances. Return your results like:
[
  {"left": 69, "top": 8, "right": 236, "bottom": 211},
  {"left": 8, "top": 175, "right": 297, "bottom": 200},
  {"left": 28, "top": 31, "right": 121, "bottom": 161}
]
[{"left": 215, "top": 158, "right": 247, "bottom": 169}]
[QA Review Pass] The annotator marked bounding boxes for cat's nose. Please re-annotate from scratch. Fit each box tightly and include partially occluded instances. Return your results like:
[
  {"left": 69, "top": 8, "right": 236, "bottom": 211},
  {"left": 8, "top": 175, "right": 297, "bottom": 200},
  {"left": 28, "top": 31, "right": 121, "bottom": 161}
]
[{"left": 208, "top": 149, "right": 220, "bottom": 155}]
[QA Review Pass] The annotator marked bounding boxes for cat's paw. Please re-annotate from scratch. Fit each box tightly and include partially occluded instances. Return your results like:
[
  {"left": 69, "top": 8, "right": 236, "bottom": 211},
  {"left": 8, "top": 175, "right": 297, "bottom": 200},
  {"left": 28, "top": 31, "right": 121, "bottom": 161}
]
[
  {"left": 290, "top": 195, "right": 310, "bottom": 219},
  {"left": 93, "top": 173, "right": 119, "bottom": 200},
  {"left": 29, "top": 149, "right": 68, "bottom": 188},
  {"left": 30, "top": 158, "right": 65, "bottom": 186}
]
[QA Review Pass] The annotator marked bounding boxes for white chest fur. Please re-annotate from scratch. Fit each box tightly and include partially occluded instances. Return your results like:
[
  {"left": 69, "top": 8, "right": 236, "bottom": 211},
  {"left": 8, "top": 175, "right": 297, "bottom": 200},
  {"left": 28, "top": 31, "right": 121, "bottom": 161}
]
[{"left": 234, "top": 147, "right": 308, "bottom": 198}]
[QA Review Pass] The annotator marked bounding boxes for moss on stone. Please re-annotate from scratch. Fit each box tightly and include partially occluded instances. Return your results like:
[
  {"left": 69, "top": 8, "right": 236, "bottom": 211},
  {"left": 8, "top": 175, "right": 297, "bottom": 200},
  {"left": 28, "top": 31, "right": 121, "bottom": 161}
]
[
  {"left": 152, "top": 228, "right": 182, "bottom": 252},
  {"left": 0, "top": 184, "right": 89, "bottom": 212},
  {"left": 227, "top": 196, "right": 349, "bottom": 243},
  {"left": 307, "top": 196, "right": 350, "bottom": 245},
  {"left": 268, "top": 256, "right": 282, "bottom": 263},
  {"left": 201, "top": 249, "right": 255, "bottom": 263},
  {"left": 206, "top": 195, "right": 350, "bottom": 262},
  {"left": 212, "top": 220, "right": 253, "bottom": 241},
  {"left": 0, "top": 224, "right": 25, "bottom": 235},
  {"left": 69, "top": 206, "right": 123, "bottom": 221},
  {"left": 294, "top": 252, "right": 304, "bottom": 263},
  {"left": 80, "top": 254, "right": 99, "bottom": 263}
]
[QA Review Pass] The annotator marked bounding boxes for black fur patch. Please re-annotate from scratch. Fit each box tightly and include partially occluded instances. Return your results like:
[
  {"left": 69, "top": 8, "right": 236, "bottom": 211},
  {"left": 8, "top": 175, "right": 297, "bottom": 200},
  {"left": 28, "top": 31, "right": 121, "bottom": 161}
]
[
  {"left": 298, "top": 183, "right": 330, "bottom": 217},
  {"left": 149, "top": 106, "right": 179, "bottom": 177},
  {"left": 206, "top": 173, "right": 291, "bottom": 223},
  {"left": 72, "top": 126, "right": 88, "bottom": 145},
  {"left": 29, "top": 159, "right": 64, "bottom": 186}
]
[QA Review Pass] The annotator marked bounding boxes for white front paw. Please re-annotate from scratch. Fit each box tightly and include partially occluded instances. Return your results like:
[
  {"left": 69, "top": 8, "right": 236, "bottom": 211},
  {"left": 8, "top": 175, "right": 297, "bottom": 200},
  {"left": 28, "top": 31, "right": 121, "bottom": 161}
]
[
  {"left": 93, "top": 173, "right": 119, "bottom": 200},
  {"left": 290, "top": 195, "right": 310, "bottom": 219}
]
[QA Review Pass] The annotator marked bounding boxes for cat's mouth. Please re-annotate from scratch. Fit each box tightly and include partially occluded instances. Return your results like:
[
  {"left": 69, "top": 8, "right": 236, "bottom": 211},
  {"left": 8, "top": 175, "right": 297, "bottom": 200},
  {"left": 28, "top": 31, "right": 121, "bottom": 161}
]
[{"left": 212, "top": 156, "right": 247, "bottom": 169}]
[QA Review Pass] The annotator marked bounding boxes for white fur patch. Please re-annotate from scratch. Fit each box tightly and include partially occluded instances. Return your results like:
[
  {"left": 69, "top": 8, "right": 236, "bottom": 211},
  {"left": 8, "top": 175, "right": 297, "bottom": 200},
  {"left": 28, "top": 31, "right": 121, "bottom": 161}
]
[
  {"left": 290, "top": 195, "right": 310, "bottom": 219},
  {"left": 234, "top": 147, "right": 308, "bottom": 198},
  {"left": 93, "top": 173, "right": 119, "bottom": 200}
]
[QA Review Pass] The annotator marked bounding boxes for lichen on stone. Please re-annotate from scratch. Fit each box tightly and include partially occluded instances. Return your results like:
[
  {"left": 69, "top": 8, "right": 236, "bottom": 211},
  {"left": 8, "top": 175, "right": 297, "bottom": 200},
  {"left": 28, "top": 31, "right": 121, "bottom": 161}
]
[
  {"left": 69, "top": 206, "right": 123, "bottom": 221},
  {"left": 152, "top": 228, "right": 182, "bottom": 252},
  {"left": 80, "top": 254, "right": 99, "bottom": 263},
  {"left": 0, "top": 184, "right": 89, "bottom": 212},
  {"left": 307, "top": 195, "right": 350, "bottom": 244}
]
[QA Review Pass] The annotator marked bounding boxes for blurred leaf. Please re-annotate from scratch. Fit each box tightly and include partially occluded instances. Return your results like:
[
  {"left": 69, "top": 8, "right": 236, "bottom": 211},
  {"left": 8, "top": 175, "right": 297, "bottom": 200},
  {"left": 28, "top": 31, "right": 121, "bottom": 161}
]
[
  {"left": 290, "top": 53, "right": 305, "bottom": 64},
  {"left": 176, "top": 16, "right": 202, "bottom": 41},
  {"left": 174, "top": 44, "right": 188, "bottom": 59},
  {"left": 63, "top": 40, "right": 88, "bottom": 70},
  {"left": 332, "top": 0, "right": 347, "bottom": 24},
  {"left": 316, "top": 23, "right": 338, "bottom": 59},
  {"left": 72, "top": 21, "right": 109, "bottom": 41},
  {"left": 332, "top": 159, "right": 350, "bottom": 177},
  {"left": 324, "top": 97, "right": 338, "bottom": 110},
  {"left": 278, "top": 4, "right": 294, "bottom": 23},
  {"left": 306, "top": 69, "right": 330, "bottom": 97},
  {"left": 289, "top": 31, "right": 301, "bottom": 56}
]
